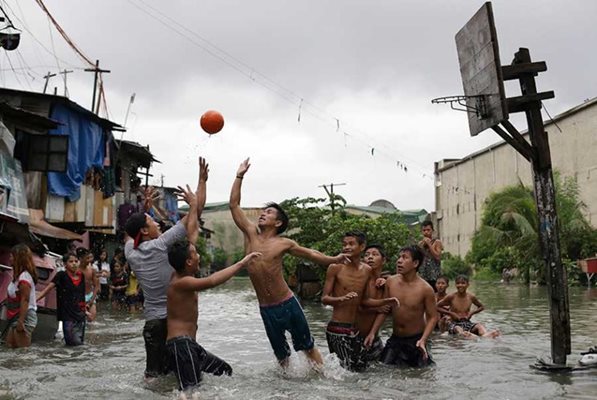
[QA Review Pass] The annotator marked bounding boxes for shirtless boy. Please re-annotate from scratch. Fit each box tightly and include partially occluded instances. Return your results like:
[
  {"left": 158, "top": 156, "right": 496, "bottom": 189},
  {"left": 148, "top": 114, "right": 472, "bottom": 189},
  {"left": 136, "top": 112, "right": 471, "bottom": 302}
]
[
  {"left": 77, "top": 248, "right": 99, "bottom": 322},
  {"left": 230, "top": 158, "right": 348, "bottom": 367},
  {"left": 322, "top": 234, "right": 398, "bottom": 371},
  {"left": 418, "top": 221, "right": 443, "bottom": 291},
  {"left": 355, "top": 244, "right": 393, "bottom": 363},
  {"left": 434, "top": 275, "right": 451, "bottom": 332},
  {"left": 364, "top": 245, "right": 438, "bottom": 368},
  {"left": 166, "top": 239, "right": 260, "bottom": 391},
  {"left": 436, "top": 275, "right": 500, "bottom": 338}
]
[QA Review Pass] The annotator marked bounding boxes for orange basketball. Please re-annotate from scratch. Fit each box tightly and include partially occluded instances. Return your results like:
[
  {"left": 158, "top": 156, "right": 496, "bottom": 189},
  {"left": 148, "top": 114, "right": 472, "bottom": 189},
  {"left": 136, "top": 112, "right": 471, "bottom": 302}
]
[{"left": 200, "top": 110, "right": 224, "bottom": 134}]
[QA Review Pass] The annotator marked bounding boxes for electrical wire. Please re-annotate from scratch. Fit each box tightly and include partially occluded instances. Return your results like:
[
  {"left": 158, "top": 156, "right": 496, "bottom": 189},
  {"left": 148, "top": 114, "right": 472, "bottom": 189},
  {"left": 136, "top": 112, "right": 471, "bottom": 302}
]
[{"left": 127, "top": 0, "right": 433, "bottom": 178}]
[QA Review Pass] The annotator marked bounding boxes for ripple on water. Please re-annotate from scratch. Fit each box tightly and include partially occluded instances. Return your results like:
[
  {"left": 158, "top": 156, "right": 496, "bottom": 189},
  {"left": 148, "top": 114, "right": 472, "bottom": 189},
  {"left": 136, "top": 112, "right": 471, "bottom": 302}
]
[{"left": 0, "top": 281, "right": 596, "bottom": 399}]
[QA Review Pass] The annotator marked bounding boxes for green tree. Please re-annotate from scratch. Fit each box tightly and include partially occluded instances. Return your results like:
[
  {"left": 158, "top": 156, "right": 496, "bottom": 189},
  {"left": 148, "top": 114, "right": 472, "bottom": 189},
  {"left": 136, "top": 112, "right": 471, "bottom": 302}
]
[
  {"left": 467, "top": 173, "right": 597, "bottom": 285},
  {"left": 280, "top": 197, "right": 413, "bottom": 281}
]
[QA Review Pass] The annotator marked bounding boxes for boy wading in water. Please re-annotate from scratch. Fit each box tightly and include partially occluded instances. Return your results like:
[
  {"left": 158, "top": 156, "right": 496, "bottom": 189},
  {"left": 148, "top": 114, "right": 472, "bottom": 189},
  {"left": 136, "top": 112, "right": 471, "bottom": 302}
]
[
  {"left": 355, "top": 245, "right": 393, "bottom": 362},
  {"left": 125, "top": 157, "right": 208, "bottom": 381},
  {"left": 166, "top": 239, "right": 260, "bottom": 392},
  {"left": 230, "top": 158, "right": 348, "bottom": 368},
  {"left": 364, "top": 246, "right": 438, "bottom": 368},
  {"left": 37, "top": 253, "right": 87, "bottom": 345},
  {"left": 322, "top": 234, "right": 398, "bottom": 371},
  {"left": 436, "top": 275, "right": 500, "bottom": 338},
  {"left": 77, "top": 248, "right": 99, "bottom": 321}
]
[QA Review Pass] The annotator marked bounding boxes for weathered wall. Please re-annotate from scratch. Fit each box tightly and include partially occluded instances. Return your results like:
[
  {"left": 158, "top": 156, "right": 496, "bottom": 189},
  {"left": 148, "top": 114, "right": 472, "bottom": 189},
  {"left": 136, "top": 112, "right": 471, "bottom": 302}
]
[{"left": 436, "top": 99, "right": 597, "bottom": 257}]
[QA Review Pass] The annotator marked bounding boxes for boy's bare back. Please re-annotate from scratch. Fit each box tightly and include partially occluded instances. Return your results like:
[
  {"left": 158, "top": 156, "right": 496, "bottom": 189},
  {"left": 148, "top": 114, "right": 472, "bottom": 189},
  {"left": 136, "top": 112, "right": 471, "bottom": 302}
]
[{"left": 167, "top": 276, "right": 199, "bottom": 339}]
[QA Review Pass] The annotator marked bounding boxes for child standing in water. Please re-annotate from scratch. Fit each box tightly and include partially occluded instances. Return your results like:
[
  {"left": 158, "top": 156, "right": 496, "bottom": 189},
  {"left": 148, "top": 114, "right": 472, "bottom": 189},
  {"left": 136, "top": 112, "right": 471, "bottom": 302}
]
[
  {"left": 364, "top": 245, "right": 438, "bottom": 368},
  {"left": 109, "top": 261, "right": 129, "bottom": 310},
  {"left": 166, "top": 240, "right": 260, "bottom": 392},
  {"left": 436, "top": 275, "right": 500, "bottom": 338},
  {"left": 5, "top": 244, "right": 38, "bottom": 348},
  {"left": 37, "top": 253, "right": 87, "bottom": 346}
]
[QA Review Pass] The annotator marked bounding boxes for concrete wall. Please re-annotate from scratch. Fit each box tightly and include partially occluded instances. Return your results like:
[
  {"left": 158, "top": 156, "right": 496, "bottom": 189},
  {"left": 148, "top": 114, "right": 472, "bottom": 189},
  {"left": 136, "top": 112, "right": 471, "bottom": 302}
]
[
  {"left": 201, "top": 207, "right": 262, "bottom": 261},
  {"left": 436, "top": 99, "right": 597, "bottom": 257}
]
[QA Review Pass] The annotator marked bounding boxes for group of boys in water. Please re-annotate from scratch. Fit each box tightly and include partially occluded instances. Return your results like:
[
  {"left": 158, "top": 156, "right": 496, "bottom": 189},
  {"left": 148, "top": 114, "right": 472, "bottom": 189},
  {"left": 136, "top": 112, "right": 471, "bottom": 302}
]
[{"left": 116, "top": 156, "right": 501, "bottom": 393}]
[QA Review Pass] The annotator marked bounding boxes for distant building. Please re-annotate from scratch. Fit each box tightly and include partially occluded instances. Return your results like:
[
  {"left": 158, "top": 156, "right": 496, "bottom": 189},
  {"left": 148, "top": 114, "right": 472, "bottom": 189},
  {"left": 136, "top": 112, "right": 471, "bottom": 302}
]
[{"left": 435, "top": 97, "right": 597, "bottom": 257}]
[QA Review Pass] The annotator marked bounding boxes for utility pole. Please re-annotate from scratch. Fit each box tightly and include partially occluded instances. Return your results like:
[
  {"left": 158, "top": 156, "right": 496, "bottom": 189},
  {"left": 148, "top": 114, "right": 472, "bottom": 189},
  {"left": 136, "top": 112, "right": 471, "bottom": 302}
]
[
  {"left": 84, "top": 60, "right": 110, "bottom": 114},
  {"left": 58, "top": 69, "right": 73, "bottom": 97},
  {"left": 42, "top": 71, "right": 56, "bottom": 94},
  {"left": 318, "top": 182, "right": 346, "bottom": 214},
  {"left": 123, "top": 93, "right": 136, "bottom": 128}
]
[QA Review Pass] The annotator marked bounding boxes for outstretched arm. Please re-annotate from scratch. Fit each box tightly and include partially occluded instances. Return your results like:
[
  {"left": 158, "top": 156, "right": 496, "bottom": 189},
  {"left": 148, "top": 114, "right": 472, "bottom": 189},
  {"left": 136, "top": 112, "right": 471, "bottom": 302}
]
[
  {"left": 176, "top": 252, "right": 261, "bottom": 292},
  {"left": 182, "top": 157, "right": 209, "bottom": 244},
  {"left": 36, "top": 282, "right": 56, "bottom": 301},
  {"left": 287, "top": 241, "right": 348, "bottom": 266},
  {"left": 229, "top": 158, "right": 256, "bottom": 236}
]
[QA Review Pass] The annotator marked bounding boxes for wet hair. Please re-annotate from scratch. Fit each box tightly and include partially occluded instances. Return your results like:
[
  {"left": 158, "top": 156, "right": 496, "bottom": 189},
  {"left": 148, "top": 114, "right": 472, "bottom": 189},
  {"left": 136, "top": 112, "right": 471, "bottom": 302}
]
[
  {"left": 399, "top": 245, "right": 425, "bottom": 270},
  {"left": 264, "top": 202, "right": 289, "bottom": 234},
  {"left": 62, "top": 252, "right": 77, "bottom": 263},
  {"left": 168, "top": 240, "right": 191, "bottom": 273},
  {"left": 422, "top": 220, "right": 434, "bottom": 230},
  {"left": 125, "top": 212, "right": 148, "bottom": 238},
  {"left": 436, "top": 275, "right": 449, "bottom": 284},
  {"left": 364, "top": 244, "right": 386, "bottom": 258},
  {"left": 455, "top": 274, "right": 470, "bottom": 283},
  {"left": 75, "top": 247, "right": 90, "bottom": 259},
  {"left": 344, "top": 231, "right": 366, "bottom": 245},
  {"left": 11, "top": 244, "right": 38, "bottom": 284}
]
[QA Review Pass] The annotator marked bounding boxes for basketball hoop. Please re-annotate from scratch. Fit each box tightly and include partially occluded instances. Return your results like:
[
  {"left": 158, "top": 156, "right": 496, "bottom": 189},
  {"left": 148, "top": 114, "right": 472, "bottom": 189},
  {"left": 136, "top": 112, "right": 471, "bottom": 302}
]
[{"left": 431, "top": 95, "right": 488, "bottom": 119}]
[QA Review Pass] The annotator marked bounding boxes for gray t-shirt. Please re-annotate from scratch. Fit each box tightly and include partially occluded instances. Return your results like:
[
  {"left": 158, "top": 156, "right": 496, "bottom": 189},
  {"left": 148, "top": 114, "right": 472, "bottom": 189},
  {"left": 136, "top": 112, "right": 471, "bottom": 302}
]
[{"left": 124, "top": 221, "right": 186, "bottom": 320}]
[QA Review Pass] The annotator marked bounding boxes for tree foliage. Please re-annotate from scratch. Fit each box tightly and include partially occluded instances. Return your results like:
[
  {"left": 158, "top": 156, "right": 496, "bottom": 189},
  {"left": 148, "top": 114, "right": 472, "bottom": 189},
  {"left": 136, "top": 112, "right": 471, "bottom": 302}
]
[
  {"left": 280, "top": 197, "right": 414, "bottom": 279},
  {"left": 467, "top": 173, "right": 597, "bottom": 284}
]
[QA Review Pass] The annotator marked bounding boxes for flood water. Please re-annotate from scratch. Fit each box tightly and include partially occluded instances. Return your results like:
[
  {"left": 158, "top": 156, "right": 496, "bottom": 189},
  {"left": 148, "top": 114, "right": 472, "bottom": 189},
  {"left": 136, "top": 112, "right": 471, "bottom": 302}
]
[{"left": 1, "top": 279, "right": 596, "bottom": 400}]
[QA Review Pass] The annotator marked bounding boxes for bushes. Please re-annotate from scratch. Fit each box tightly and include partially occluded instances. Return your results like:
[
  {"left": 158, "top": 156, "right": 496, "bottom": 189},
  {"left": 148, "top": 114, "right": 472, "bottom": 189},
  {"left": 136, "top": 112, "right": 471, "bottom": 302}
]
[{"left": 441, "top": 252, "right": 472, "bottom": 279}]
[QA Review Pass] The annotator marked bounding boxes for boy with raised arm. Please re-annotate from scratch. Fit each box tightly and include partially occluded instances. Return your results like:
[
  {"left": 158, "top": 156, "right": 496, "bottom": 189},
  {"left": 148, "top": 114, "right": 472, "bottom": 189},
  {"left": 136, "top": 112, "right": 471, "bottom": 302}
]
[
  {"left": 364, "top": 245, "right": 438, "bottom": 368},
  {"left": 418, "top": 220, "right": 443, "bottom": 290},
  {"left": 124, "top": 157, "right": 208, "bottom": 381},
  {"left": 322, "top": 233, "right": 398, "bottom": 371},
  {"left": 166, "top": 238, "right": 260, "bottom": 392},
  {"left": 436, "top": 274, "right": 500, "bottom": 338},
  {"left": 230, "top": 158, "right": 348, "bottom": 368}
]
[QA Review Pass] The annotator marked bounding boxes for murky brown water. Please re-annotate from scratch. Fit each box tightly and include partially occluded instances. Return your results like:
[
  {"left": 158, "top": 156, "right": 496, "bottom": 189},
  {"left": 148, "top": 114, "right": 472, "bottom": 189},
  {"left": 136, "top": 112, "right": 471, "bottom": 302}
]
[{"left": 1, "top": 279, "right": 596, "bottom": 399}]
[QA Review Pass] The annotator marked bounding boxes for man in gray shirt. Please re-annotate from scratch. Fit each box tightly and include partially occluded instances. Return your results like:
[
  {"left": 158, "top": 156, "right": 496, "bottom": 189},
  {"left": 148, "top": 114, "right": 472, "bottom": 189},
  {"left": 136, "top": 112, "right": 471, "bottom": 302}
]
[{"left": 124, "top": 158, "right": 208, "bottom": 380}]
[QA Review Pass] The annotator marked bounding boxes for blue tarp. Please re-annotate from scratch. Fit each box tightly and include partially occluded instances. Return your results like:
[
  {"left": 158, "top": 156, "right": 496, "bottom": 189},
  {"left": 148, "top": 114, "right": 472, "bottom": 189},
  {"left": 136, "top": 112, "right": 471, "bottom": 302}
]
[{"left": 47, "top": 103, "right": 105, "bottom": 202}]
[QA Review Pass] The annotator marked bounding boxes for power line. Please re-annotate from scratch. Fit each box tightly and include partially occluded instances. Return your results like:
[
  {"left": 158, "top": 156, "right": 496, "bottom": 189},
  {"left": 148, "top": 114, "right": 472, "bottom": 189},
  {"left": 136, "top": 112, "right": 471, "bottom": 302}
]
[{"left": 127, "top": 0, "right": 433, "bottom": 178}]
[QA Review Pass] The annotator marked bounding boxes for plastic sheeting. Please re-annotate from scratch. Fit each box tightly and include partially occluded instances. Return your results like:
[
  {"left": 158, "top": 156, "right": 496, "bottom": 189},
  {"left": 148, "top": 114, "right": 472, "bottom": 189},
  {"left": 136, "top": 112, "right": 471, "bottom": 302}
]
[{"left": 47, "top": 103, "right": 105, "bottom": 201}]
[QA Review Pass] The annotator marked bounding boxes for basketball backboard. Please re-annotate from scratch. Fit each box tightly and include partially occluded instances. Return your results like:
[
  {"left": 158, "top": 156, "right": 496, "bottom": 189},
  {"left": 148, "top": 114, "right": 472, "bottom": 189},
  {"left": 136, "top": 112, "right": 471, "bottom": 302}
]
[{"left": 455, "top": 2, "right": 507, "bottom": 136}]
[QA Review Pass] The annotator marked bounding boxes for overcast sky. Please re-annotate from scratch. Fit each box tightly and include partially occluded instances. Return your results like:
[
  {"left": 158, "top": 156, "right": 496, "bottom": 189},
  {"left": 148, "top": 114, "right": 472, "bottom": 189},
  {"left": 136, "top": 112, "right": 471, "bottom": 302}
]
[{"left": 3, "top": 0, "right": 596, "bottom": 211}]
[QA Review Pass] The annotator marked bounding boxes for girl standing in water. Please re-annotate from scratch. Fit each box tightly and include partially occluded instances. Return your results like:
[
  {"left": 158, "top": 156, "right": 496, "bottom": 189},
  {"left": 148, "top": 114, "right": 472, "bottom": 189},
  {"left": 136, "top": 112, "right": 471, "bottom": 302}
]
[{"left": 5, "top": 244, "right": 38, "bottom": 348}]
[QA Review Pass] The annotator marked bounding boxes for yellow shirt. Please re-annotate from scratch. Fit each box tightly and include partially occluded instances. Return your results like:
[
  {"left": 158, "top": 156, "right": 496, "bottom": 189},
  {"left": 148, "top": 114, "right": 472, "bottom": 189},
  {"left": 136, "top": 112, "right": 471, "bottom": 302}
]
[{"left": 125, "top": 271, "right": 138, "bottom": 296}]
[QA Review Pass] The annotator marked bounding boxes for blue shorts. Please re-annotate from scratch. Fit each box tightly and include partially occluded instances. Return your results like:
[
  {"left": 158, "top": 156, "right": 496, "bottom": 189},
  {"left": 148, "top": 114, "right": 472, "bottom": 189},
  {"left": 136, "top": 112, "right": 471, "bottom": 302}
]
[{"left": 259, "top": 295, "right": 315, "bottom": 361}]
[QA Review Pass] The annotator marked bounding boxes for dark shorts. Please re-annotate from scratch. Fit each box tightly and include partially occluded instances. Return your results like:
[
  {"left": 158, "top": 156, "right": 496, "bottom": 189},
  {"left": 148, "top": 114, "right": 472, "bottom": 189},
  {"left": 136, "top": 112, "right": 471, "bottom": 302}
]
[
  {"left": 364, "top": 335, "right": 384, "bottom": 362},
  {"left": 325, "top": 321, "right": 368, "bottom": 371},
  {"left": 259, "top": 295, "right": 315, "bottom": 361},
  {"left": 63, "top": 320, "right": 86, "bottom": 346},
  {"left": 380, "top": 333, "right": 434, "bottom": 368},
  {"left": 143, "top": 318, "right": 169, "bottom": 378},
  {"left": 99, "top": 284, "right": 110, "bottom": 301},
  {"left": 112, "top": 290, "right": 127, "bottom": 304},
  {"left": 448, "top": 319, "right": 478, "bottom": 334},
  {"left": 167, "top": 336, "right": 232, "bottom": 391}
]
